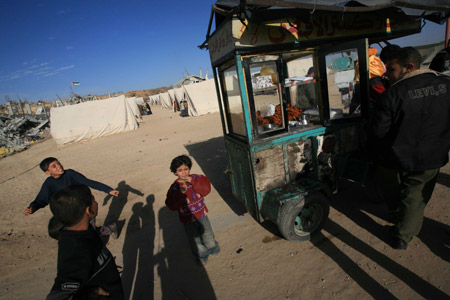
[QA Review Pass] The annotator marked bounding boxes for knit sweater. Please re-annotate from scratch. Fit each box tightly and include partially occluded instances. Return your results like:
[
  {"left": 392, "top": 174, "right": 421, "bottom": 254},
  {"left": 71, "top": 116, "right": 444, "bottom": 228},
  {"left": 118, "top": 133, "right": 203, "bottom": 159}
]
[{"left": 165, "top": 174, "right": 211, "bottom": 223}]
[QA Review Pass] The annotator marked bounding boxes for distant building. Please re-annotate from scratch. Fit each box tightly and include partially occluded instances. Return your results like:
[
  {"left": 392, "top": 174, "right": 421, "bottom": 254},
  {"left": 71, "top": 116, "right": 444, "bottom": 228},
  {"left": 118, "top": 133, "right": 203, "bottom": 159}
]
[{"left": 173, "top": 75, "right": 205, "bottom": 88}]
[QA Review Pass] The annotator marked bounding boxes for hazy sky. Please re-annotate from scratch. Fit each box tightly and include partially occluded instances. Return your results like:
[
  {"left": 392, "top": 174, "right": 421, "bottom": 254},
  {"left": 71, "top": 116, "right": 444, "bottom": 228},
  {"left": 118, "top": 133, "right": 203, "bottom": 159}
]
[{"left": 0, "top": 1, "right": 447, "bottom": 104}]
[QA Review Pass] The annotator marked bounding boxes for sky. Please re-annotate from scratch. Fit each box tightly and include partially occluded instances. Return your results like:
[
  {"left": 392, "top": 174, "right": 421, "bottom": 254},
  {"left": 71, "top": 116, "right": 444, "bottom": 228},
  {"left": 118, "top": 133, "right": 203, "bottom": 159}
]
[
  {"left": 0, "top": 0, "right": 216, "bottom": 104},
  {"left": 0, "top": 0, "right": 448, "bottom": 104}
]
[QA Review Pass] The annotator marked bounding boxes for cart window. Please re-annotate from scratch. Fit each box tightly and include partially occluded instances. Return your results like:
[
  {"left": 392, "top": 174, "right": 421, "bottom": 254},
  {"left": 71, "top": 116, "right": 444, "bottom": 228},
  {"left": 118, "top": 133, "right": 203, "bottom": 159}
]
[
  {"left": 248, "top": 60, "right": 284, "bottom": 133},
  {"left": 324, "top": 48, "right": 360, "bottom": 118},
  {"left": 286, "top": 54, "right": 317, "bottom": 110},
  {"left": 222, "top": 64, "right": 247, "bottom": 137}
]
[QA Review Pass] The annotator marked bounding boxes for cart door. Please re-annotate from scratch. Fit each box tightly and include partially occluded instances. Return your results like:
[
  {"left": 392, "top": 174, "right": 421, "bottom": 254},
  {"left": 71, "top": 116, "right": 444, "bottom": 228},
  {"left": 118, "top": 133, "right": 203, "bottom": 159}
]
[
  {"left": 318, "top": 39, "right": 371, "bottom": 183},
  {"left": 224, "top": 138, "right": 258, "bottom": 220}
]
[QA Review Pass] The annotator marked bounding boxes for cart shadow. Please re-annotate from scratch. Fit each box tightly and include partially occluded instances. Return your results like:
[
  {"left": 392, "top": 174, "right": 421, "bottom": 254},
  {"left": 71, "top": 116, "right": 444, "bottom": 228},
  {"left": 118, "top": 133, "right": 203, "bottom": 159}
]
[
  {"left": 185, "top": 137, "right": 247, "bottom": 216},
  {"left": 437, "top": 171, "right": 450, "bottom": 188},
  {"left": 312, "top": 219, "right": 448, "bottom": 300},
  {"left": 156, "top": 206, "right": 216, "bottom": 300},
  {"left": 331, "top": 179, "right": 450, "bottom": 262},
  {"left": 121, "top": 195, "right": 156, "bottom": 300}
]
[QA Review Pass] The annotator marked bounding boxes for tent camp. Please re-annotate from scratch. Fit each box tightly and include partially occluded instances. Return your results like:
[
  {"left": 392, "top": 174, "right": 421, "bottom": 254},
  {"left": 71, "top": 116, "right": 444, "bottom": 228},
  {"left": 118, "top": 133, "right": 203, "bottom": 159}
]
[
  {"left": 159, "top": 92, "right": 171, "bottom": 109},
  {"left": 183, "top": 79, "right": 220, "bottom": 116},
  {"left": 50, "top": 95, "right": 138, "bottom": 146}
]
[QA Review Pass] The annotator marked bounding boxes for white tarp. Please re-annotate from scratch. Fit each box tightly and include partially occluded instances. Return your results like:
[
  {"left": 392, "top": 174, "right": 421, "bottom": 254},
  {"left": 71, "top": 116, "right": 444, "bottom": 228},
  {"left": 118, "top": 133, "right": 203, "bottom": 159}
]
[
  {"left": 149, "top": 95, "right": 160, "bottom": 105},
  {"left": 135, "top": 97, "right": 145, "bottom": 105},
  {"left": 126, "top": 97, "right": 141, "bottom": 118},
  {"left": 183, "top": 79, "right": 220, "bottom": 116},
  {"left": 159, "top": 92, "right": 171, "bottom": 109},
  {"left": 168, "top": 89, "right": 176, "bottom": 106},
  {"left": 174, "top": 87, "right": 186, "bottom": 102},
  {"left": 50, "top": 95, "right": 138, "bottom": 146}
]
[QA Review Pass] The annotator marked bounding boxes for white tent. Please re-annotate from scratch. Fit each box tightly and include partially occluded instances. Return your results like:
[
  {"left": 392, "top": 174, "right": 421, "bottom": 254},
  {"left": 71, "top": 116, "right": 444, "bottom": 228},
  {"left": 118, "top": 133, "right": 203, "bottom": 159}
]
[
  {"left": 168, "top": 89, "right": 176, "bottom": 106},
  {"left": 174, "top": 87, "right": 186, "bottom": 102},
  {"left": 149, "top": 95, "right": 160, "bottom": 105},
  {"left": 183, "top": 79, "right": 220, "bottom": 116},
  {"left": 159, "top": 92, "right": 171, "bottom": 109},
  {"left": 126, "top": 97, "right": 142, "bottom": 119},
  {"left": 50, "top": 95, "right": 138, "bottom": 146},
  {"left": 135, "top": 97, "right": 145, "bottom": 105}
]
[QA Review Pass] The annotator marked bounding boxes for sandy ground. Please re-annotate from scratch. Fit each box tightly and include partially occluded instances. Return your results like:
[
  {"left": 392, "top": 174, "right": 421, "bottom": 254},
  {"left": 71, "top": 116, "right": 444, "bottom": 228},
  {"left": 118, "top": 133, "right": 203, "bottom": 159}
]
[{"left": 0, "top": 106, "right": 449, "bottom": 300}]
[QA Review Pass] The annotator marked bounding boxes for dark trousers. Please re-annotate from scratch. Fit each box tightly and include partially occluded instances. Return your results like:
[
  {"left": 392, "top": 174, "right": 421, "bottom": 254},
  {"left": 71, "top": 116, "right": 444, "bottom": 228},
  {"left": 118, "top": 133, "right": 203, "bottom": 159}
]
[{"left": 375, "top": 165, "right": 439, "bottom": 242}]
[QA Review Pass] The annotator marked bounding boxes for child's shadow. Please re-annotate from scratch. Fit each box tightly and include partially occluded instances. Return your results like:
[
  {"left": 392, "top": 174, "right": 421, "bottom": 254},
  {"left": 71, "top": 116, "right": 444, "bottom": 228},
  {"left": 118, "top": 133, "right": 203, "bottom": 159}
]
[
  {"left": 103, "top": 180, "right": 144, "bottom": 240},
  {"left": 156, "top": 206, "right": 216, "bottom": 300},
  {"left": 122, "top": 195, "right": 156, "bottom": 300}
]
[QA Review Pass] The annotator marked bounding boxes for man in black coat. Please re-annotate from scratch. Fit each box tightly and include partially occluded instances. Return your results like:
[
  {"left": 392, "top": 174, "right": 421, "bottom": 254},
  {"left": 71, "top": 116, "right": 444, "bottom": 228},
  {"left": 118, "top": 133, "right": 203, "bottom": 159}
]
[{"left": 369, "top": 46, "right": 450, "bottom": 250}]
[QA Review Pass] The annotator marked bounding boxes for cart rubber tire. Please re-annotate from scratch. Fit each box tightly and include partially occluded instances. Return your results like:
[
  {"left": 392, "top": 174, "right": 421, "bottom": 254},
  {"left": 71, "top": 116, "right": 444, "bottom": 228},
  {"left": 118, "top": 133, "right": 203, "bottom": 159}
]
[{"left": 278, "top": 192, "right": 330, "bottom": 242}]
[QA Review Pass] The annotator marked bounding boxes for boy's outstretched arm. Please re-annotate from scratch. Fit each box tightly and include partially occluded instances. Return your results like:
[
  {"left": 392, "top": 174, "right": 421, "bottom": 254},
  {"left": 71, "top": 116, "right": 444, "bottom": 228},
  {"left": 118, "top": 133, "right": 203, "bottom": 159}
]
[
  {"left": 25, "top": 182, "right": 52, "bottom": 216},
  {"left": 109, "top": 190, "right": 119, "bottom": 197},
  {"left": 69, "top": 169, "right": 114, "bottom": 195},
  {"left": 24, "top": 207, "right": 33, "bottom": 216}
]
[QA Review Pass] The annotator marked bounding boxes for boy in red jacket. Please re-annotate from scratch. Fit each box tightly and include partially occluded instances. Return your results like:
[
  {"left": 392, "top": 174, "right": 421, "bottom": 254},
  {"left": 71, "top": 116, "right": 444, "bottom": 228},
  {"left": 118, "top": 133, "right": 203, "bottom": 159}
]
[{"left": 165, "top": 155, "right": 220, "bottom": 265}]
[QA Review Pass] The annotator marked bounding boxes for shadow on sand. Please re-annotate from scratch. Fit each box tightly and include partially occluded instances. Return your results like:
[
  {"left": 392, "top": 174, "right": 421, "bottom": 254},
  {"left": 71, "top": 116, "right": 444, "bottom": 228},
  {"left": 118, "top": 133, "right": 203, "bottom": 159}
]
[
  {"left": 316, "top": 179, "right": 450, "bottom": 298},
  {"left": 185, "top": 137, "right": 247, "bottom": 216},
  {"left": 331, "top": 179, "right": 450, "bottom": 262},
  {"left": 313, "top": 218, "right": 449, "bottom": 299},
  {"left": 156, "top": 206, "right": 216, "bottom": 300},
  {"left": 122, "top": 195, "right": 156, "bottom": 300},
  {"left": 437, "top": 171, "right": 450, "bottom": 188},
  {"left": 103, "top": 180, "right": 144, "bottom": 243}
]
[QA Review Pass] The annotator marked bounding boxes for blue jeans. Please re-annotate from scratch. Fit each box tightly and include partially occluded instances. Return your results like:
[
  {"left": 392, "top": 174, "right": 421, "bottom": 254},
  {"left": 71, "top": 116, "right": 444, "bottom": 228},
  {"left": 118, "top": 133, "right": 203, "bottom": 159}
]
[{"left": 183, "top": 216, "right": 220, "bottom": 263}]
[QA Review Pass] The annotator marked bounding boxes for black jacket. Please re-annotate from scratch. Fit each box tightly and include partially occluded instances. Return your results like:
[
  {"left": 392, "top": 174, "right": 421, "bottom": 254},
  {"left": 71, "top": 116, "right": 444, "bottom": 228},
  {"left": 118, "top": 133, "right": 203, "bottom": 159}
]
[
  {"left": 47, "top": 226, "right": 124, "bottom": 300},
  {"left": 369, "top": 69, "right": 450, "bottom": 171}
]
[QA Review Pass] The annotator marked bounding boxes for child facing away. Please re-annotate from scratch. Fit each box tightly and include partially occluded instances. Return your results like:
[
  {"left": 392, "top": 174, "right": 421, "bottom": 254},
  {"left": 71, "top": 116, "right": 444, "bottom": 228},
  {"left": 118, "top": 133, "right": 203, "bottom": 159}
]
[
  {"left": 165, "top": 155, "right": 220, "bottom": 265},
  {"left": 46, "top": 184, "right": 124, "bottom": 300},
  {"left": 24, "top": 157, "right": 120, "bottom": 238}
]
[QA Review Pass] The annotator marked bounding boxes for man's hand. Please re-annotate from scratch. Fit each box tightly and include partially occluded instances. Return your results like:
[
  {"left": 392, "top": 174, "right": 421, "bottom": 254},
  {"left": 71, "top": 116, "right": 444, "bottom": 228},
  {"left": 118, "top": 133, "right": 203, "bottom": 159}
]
[
  {"left": 109, "top": 190, "right": 119, "bottom": 197},
  {"left": 24, "top": 207, "right": 33, "bottom": 216}
]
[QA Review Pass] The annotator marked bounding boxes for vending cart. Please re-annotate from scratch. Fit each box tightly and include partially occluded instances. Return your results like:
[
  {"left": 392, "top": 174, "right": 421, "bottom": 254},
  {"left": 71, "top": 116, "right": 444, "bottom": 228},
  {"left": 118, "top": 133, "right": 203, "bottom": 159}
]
[{"left": 201, "top": 1, "right": 428, "bottom": 241}]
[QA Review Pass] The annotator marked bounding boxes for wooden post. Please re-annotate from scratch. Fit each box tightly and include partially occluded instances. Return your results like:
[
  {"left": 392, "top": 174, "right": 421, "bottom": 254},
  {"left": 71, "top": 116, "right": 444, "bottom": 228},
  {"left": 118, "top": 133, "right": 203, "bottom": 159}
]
[{"left": 446, "top": 18, "right": 449, "bottom": 48}]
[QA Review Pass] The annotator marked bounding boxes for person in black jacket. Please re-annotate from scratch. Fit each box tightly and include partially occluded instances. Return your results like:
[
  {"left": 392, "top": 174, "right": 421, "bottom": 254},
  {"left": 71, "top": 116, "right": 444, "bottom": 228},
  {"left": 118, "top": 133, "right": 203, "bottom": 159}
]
[
  {"left": 369, "top": 47, "right": 450, "bottom": 250},
  {"left": 47, "top": 184, "right": 124, "bottom": 299}
]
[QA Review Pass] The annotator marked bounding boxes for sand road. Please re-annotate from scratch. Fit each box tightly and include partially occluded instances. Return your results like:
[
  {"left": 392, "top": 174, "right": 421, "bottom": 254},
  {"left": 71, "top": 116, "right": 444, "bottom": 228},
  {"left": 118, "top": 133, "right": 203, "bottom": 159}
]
[{"left": 0, "top": 106, "right": 449, "bottom": 299}]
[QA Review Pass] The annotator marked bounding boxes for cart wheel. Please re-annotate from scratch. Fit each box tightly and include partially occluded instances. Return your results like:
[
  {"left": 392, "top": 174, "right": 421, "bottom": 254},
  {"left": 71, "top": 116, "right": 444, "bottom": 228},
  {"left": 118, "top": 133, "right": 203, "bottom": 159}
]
[{"left": 278, "top": 192, "right": 330, "bottom": 242}]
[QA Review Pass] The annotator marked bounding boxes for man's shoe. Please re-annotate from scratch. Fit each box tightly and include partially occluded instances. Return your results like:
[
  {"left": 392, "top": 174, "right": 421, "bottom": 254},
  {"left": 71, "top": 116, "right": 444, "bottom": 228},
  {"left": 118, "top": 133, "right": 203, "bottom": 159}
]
[{"left": 392, "top": 238, "right": 408, "bottom": 250}]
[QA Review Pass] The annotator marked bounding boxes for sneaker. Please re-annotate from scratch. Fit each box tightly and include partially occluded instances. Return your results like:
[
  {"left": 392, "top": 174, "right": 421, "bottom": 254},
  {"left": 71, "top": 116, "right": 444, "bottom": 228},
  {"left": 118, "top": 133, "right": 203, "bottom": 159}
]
[
  {"left": 110, "top": 223, "right": 119, "bottom": 240},
  {"left": 110, "top": 219, "right": 126, "bottom": 240}
]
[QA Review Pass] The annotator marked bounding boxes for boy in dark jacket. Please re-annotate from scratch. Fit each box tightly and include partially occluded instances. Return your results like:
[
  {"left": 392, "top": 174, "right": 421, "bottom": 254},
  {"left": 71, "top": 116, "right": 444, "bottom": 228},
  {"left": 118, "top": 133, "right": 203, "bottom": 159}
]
[
  {"left": 47, "top": 184, "right": 124, "bottom": 299},
  {"left": 24, "top": 157, "right": 120, "bottom": 238}
]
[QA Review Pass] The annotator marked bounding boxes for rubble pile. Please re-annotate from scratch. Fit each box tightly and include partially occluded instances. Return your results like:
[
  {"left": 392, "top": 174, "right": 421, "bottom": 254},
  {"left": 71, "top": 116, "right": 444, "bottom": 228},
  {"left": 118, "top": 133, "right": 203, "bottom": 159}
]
[{"left": 0, "top": 115, "right": 50, "bottom": 157}]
